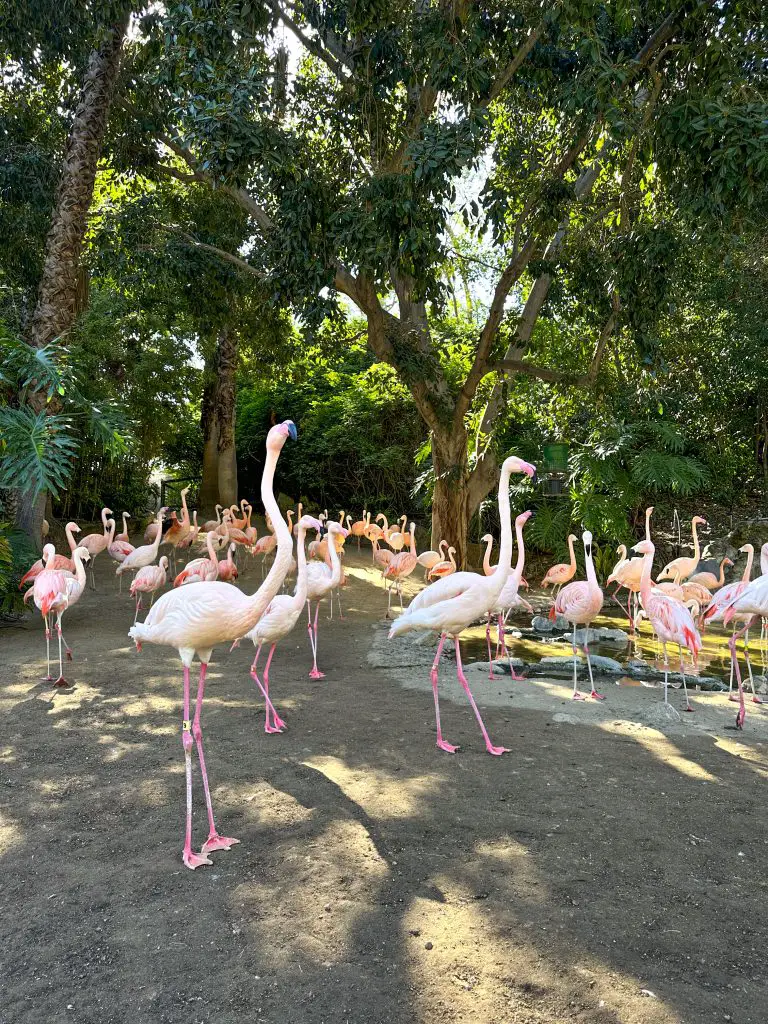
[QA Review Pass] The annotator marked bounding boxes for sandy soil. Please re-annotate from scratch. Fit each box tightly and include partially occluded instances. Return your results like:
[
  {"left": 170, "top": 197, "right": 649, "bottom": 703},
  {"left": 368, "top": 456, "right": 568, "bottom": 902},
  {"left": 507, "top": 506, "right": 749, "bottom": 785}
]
[{"left": 1, "top": 549, "right": 767, "bottom": 1024}]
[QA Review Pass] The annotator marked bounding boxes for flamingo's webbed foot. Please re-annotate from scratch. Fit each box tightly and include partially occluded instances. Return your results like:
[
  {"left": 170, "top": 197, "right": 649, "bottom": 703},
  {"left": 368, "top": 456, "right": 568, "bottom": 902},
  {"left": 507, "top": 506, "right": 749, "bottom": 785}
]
[
  {"left": 436, "top": 739, "right": 460, "bottom": 754},
  {"left": 201, "top": 833, "right": 239, "bottom": 855},
  {"left": 183, "top": 850, "right": 213, "bottom": 870}
]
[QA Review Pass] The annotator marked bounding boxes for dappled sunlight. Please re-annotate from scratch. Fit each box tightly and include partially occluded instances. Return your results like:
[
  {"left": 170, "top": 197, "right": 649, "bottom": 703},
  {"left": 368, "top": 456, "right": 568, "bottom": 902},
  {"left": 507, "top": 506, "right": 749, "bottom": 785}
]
[
  {"left": 221, "top": 779, "right": 315, "bottom": 828},
  {"left": 471, "top": 837, "right": 549, "bottom": 906},
  {"left": 599, "top": 721, "right": 718, "bottom": 782},
  {"left": 714, "top": 737, "right": 768, "bottom": 778},
  {"left": 96, "top": 732, "right": 149, "bottom": 762},
  {"left": 0, "top": 810, "right": 23, "bottom": 858},
  {"left": 303, "top": 754, "right": 444, "bottom": 819}
]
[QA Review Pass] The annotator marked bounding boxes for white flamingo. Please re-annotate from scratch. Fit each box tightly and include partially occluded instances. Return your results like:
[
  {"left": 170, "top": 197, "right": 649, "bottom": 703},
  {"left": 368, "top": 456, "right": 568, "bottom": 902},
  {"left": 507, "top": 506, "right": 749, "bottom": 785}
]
[
  {"left": 235, "top": 514, "right": 321, "bottom": 732},
  {"left": 389, "top": 455, "right": 536, "bottom": 755},
  {"left": 304, "top": 520, "right": 348, "bottom": 679},
  {"left": 116, "top": 508, "right": 166, "bottom": 578},
  {"left": 128, "top": 421, "right": 297, "bottom": 869}
]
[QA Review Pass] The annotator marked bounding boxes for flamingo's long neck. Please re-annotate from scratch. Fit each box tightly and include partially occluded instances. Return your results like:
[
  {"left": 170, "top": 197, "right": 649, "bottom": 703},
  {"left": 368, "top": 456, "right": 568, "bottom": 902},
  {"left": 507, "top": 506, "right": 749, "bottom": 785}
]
[
  {"left": 181, "top": 492, "right": 190, "bottom": 528},
  {"left": 639, "top": 545, "right": 654, "bottom": 604},
  {"left": 645, "top": 508, "right": 653, "bottom": 542},
  {"left": 326, "top": 531, "right": 343, "bottom": 587},
  {"left": 66, "top": 524, "right": 78, "bottom": 553},
  {"left": 72, "top": 549, "right": 88, "bottom": 592},
  {"left": 408, "top": 524, "right": 416, "bottom": 556},
  {"left": 101, "top": 508, "right": 110, "bottom": 534},
  {"left": 718, "top": 558, "right": 727, "bottom": 586},
  {"left": 484, "top": 463, "right": 514, "bottom": 605},
  {"left": 150, "top": 514, "right": 163, "bottom": 556},
  {"left": 122, "top": 513, "right": 129, "bottom": 537},
  {"left": 568, "top": 534, "right": 577, "bottom": 570},
  {"left": 743, "top": 547, "right": 754, "bottom": 583},
  {"left": 292, "top": 526, "right": 309, "bottom": 610},
  {"left": 512, "top": 519, "right": 526, "bottom": 584},
  {"left": 482, "top": 536, "right": 494, "bottom": 574},
  {"left": 691, "top": 519, "right": 701, "bottom": 561},
  {"left": 206, "top": 531, "right": 217, "bottom": 562}
]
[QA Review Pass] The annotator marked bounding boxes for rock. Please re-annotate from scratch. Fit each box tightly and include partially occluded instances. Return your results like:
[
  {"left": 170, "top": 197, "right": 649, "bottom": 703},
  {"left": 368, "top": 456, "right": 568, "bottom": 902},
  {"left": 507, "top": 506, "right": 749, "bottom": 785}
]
[
  {"left": 529, "top": 655, "right": 584, "bottom": 679},
  {"left": 425, "top": 941, "right": 433, "bottom": 950},
  {"left": 584, "top": 654, "right": 623, "bottom": 674},
  {"left": 552, "top": 713, "right": 579, "bottom": 724},
  {"left": 531, "top": 615, "right": 555, "bottom": 633},
  {"left": 466, "top": 661, "right": 507, "bottom": 676},
  {"left": 572, "top": 626, "right": 628, "bottom": 646},
  {"left": 752, "top": 675, "right": 768, "bottom": 695},
  {"left": 696, "top": 676, "right": 728, "bottom": 692}
]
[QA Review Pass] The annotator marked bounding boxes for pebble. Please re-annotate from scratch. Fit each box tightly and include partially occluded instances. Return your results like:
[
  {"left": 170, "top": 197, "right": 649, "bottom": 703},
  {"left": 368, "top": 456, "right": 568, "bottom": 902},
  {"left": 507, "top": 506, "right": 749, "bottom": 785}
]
[{"left": 425, "top": 941, "right": 433, "bottom": 950}]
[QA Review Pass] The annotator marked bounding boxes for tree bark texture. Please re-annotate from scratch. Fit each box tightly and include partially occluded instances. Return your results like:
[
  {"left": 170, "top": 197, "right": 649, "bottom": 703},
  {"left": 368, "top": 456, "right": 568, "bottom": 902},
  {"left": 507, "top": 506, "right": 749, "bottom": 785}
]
[
  {"left": 15, "top": 14, "right": 129, "bottom": 544},
  {"left": 198, "top": 328, "right": 240, "bottom": 512},
  {"left": 430, "top": 427, "right": 471, "bottom": 570}
]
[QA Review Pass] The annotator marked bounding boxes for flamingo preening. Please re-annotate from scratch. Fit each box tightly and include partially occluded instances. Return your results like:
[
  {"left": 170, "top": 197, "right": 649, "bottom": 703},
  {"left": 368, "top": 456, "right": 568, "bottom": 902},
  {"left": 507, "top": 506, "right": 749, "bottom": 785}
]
[
  {"left": 389, "top": 455, "right": 536, "bottom": 755},
  {"left": 26, "top": 544, "right": 90, "bottom": 685},
  {"left": 129, "top": 556, "right": 169, "bottom": 623},
  {"left": 129, "top": 421, "right": 297, "bottom": 869}
]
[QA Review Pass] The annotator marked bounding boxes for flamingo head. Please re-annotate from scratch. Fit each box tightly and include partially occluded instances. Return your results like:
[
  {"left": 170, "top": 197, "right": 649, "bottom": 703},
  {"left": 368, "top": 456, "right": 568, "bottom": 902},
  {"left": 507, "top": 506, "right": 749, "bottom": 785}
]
[
  {"left": 693, "top": 515, "right": 707, "bottom": 527},
  {"left": 503, "top": 456, "right": 536, "bottom": 481},
  {"left": 481, "top": 533, "right": 493, "bottom": 543},
  {"left": 299, "top": 515, "right": 323, "bottom": 532},
  {"left": 582, "top": 530, "right": 593, "bottom": 558},
  {"left": 327, "top": 522, "right": 349, "bottom": 538},
  {"left": 516, "top": 510, "right": 533, "bottom": 528},
  {"left": 159, "top": 556, "right": 169, "bottom": 570},
  {"left": 739, "top": 543, "right": 753, "bottom": 555},
  {"left": 632, "top": 539, "right": 655, "bottom": 557},
  {"left": 66, "top": 522, "right": 81, "bottom": 535},
  {"left": 42, "top": 543, "right": 56, "bottom": 565},
  {"left": 73, "top": 546, "right": 91, "bottom": 563},
  {"left": 723, "top": 558, "right": 734, "bottom": 568},
  {"left": 103, "top": 507, "right": 113, "bottom": 516},
  {"left": 268, "top": 420, "right": 298, "bottom": 449}
]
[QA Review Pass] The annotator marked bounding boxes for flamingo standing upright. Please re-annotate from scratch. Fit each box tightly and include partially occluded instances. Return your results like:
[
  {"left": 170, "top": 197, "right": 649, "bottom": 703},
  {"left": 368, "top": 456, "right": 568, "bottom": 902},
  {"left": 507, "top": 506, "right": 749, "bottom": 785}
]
[
  {"left": 117, "top": 512, "right": 131, "bottom": 542},
  {"left": 237, "top": 514, "right": 321, "bottom": 732},
  {"left": 540, "top": 534, "right": 578, "bottom": 599},
  {"left": 350, "top": 509, "right": 367, "bottom": 549},
  {"left": 201, "top": 505, "right": 223, "bottom": 533},
  {"left": 417, "top": 540, "right": 446, "bottom": 581},
  {"left": 116, "top": 509, "right": 166, "bottom": 578},
  {"left": 553, "top": 532, "right": 605, "bottom": 702},
  {"left": 607, "top": 506, "right": 654, "bottom": 630},
  {"left": 389, "top": 455, "right": 536, "bottom": 755},
  {"left": 633, "top": 538, "right": 701, "bottom": 714},
  {"left": 657, "top": 515, "right": 707, "bottom": 582},
  {"left": 177, "top": 511, "right": 200, "bottom": 552},
  {"left": 304, "top": 521, "right": 348, "bottom": 678},
  {"left": 128, "top": 421, "right": 297, "bottom": 869},
  {"left": 383, "top": 522, "right": 418, "bottom": 616},
  {"left": 217, "top": 543, "right": 239, "bottom": 582},
  {"left": 717, "top": 572, "right": 768, "bottom": 729},
  {"left": 491, "top": 511, "right": 534, "bottom": 677},
  {"left": 79, "top": 506, "right": 114, "bottom": 589},
  {"left": 702, "top": 544, "right": 761, "bottom": 715},
  {"left": 27, "top": 545, "right": 90, "bottom": 685},
  {"left": 108, "top": 520, "right": 135, "bottom": 592},
  {"left": 129, "top": 556, "right": 169, "bottom": 622}
]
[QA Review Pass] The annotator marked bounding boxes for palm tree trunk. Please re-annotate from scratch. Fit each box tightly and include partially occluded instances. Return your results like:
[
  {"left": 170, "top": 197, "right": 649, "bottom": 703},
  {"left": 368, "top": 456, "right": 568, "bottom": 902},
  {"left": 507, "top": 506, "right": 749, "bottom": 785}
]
[{"left": 16, "top": 13, "right": 129, "bottom": 543}]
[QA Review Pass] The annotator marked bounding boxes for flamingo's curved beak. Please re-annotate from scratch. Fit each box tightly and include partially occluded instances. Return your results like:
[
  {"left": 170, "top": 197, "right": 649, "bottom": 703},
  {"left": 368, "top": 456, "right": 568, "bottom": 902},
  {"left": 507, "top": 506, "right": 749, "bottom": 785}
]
[{"left": 286, "top": 420, "right": 298, "bottom": 441}]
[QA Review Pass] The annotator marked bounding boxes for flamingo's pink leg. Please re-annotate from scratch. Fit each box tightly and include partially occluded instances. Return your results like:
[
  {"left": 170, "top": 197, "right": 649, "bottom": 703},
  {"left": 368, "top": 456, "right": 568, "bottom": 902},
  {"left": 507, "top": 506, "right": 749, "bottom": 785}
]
[
  {"left": 729, "top": 619, "right": 752, "bottom": 729},
  {"left": 485, "top": 617, "right": 494, "bottom": 679},
  {"left": 43, "top": 614, "right": 54, "bottom": 681},
  {"left": 570, "top": 622, "right": 585, "bottom": 701},
  {"left": 193, "top": 663, "right": 240, "bottom": 857},
  {"left": 430, "top": 633, "right": 458, "bottom": 753},
  {"left": 181, "top": 665, "right": 212, "bottom": 869},
  {"left": 678, "top": 651, "right": 694, "bottom": 713},
  {"left": 584, "top": 641, "right": 604, "bottom": 700},
  {"left": 260, "top": 644, "right": 286, "bottom": 733},
  {"left": 454, "top": 638, "right": 509, "bottom": 755},
  {"left": 308, "top": 601, "right": 324, "bottom": 679},
  {"left": 499, "top": 613, "right": 525, "bottom": 680},
  {"left": 743, "top": 627, "right": 763, "bottom": 704},
  {"left": 53, "top": 618, "right": 70, "bottom": 687}
]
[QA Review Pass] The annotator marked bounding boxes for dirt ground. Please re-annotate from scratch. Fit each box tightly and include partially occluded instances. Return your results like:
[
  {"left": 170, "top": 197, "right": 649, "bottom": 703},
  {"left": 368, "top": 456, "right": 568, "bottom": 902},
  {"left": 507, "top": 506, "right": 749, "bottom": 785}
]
[{"left": 2, "top": 548, "right": 767, "bottom": 1024}]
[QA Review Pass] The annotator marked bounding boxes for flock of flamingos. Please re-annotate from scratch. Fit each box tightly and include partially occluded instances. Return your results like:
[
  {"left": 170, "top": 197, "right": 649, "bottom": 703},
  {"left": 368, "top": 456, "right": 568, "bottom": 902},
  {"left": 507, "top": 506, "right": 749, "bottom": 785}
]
[{"left": 19, "top": 421, "right": 768, "bottom": 868}]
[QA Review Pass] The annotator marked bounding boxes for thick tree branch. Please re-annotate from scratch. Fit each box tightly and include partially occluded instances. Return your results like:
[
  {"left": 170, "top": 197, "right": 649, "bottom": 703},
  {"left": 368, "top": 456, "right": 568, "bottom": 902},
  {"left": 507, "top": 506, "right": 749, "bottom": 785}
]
[
  {"left": 485, "top": 25, "right": 543, "bottom": 105},
  {"left": 268, "top": 0, "right": 349, "bottom": 81},
  {"left": 159, "top": 226, "right": 267, "bottom": 278}
]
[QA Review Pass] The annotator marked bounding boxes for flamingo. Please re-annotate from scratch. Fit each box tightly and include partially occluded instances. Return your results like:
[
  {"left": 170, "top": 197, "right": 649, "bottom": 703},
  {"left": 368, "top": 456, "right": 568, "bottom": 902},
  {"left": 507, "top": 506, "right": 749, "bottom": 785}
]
[
  {"left": 540, "top": 533, "right": 578, "bottom": 599},
  {"left": 108, "top": 521, "right": 135, "bottom": 591},
  {"left": 387, "top": 515, "right": 409, "bottom": 553},
  {"left": 702, "top": 544, "right": 760, "bottom": 716},
  {"left": 177, "top": 511, "right": 200, "bottom": 551},
  {"left": 116, "top": 509, "right": 166, "bottom": 578},
  {"left": 117, "top": 512, "right": 131, "bottom": 542},
  {"left": 688, "top": 557, "right": 732, "bottom": 591},
  {"left": 364, "top": 513, "right": 385, "bottom": 556},
  {"left": 201, "top": 504, "right": 223, "bottom": 533},
  {"left": 128, "top": 420, "right": 297, "bottom": 869},
  {"left": 633, "top": 538, "right": 701, "bottom": 714},
  {"left": 79, "top": 506, "right": 114, "bottom": 588},
  {"left": 383, "top": 522, "right": 418, "bottom": 617},
  {"left": 417, "top": 539, "right": 446, "bottom": 581},
  {"left": 18, "top": 521, "right": 81, "bottom": 588},
  {"left": 607, "top": 506, "right": 654, "bottom": 631},
  {"left": 717, "top": 572, "right": 768, "bottom": 729},
  {"left": 389, "top": 455, "right": 536, "bottom": 755},
  {"left": 553, "top": 531, "right": 605, "bottom": 702},
  {"left": 303, "top": 520, "right": 348, "bottom": 678},
  {"left": 173, "top": 531, "right": 220, "bottom": 587},
  {"left": 216, "top": 543, "right": 239, "bottom": 582},
  {"left": 236, "top": 514, "right": 321, "bottom": 733},
  {"left": 657, "top": 515, "right": 707, "bottom": 583},
  {"left": 350, "top": 509, "right": 367, "bottom": 549},
  {"left": 162, "top": 487, "right": 192, "bottom": 572},
  {"left": 129, "top": 556, "right": 169, "bottom": 623},
  {"left": 27, "top": 544, "right": 90, "bottom": 686},
  {"left": 372, "top": 537, "right": 394, "bottom": 573},
  {"left": 490, "top": 511, "right": 535, "bottom": 678},
  {"left": 427, "top": 546, "right": 456, "bottom": 580}
]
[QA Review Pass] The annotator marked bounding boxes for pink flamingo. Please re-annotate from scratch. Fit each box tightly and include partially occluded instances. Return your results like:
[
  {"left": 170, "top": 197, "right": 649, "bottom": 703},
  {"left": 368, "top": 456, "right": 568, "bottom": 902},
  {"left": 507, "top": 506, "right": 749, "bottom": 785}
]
[
  {"left": 173, "top": 531, "right": 220, "bottom": 586},
  {"left": 304, "top": 521, "right": 348, "bottom": 678},
  {"left": 26, "top": 544, "right": 90, "bottom": 685},
  {"left": 162, "top": 487, "right": 192, "bottom": 573},
  {"left": 633, "top": 538, "right": 701, "bottom": 714},
  {"left": 116, "top": 509, "right": 166, "bottom": 579},
  {"left": 719, "top": 572, "right": 768, "bottom": 729},
  {"left": 129, "top": 420, "right": 297, "bottom": 869},
  {"left": 540, "top": 533, "right": 578, "bottom": 598},
  {"left": 236, "top": 514, "right": 321, "bottom": 732},
  {"left": 108, "top": 519, "right": 135, "bottom": 593},
  {"left": 417, "top": 539, "right": 446, "bottom": 581},
  {"left": 177, "top": 511, "right": 200, "bottom": 551},
  {"left": 389, "top": 455, "right": 536, "bottom": 755},
  {"left": 129, "top": 556, "right": 169, "bottom": 623},
  {"left": 553, "top": 531, "right": 605, "bottom": 702},
  {"left": 79, "top": 506, "right": 113, "bottom": 589},
  {"left": 607, "top": 506, "right": 654, "bottom": 630},
  {"left": 116, "top": 512, "right": 131, "bottom": 542},
  {"left": 217, "top": 543, "right": 239, "bottom": 582},
  {"left": 702, "top": 544, "right": 760, "bottom": 719},
  {"left": 428, "top": 545, "right": 456, "bottom": 580},
  {"left": 201, "top": 504, "right": 223, "bottom": 533},
  {"left": 383, "top": 522, "right": 418, "bottom": 616},
  {"left": 688, "top": 557, "right": 732, "bottom": 591},
  {"left": 350, "top": 509, "right": 367, "bottom": 549},
  {"left": 657, "top": 515, "right": 707, "bottom": 583},
  {"left": 18, "top": 521, "right": 81, "bottom": 588}
]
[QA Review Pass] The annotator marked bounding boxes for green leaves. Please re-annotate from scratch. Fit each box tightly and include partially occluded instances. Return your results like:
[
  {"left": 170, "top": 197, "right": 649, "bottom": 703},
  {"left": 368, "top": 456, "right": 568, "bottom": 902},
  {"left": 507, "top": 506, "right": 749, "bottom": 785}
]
[{"left": 0, "top": 406, "right": 79, "bottom": 498}]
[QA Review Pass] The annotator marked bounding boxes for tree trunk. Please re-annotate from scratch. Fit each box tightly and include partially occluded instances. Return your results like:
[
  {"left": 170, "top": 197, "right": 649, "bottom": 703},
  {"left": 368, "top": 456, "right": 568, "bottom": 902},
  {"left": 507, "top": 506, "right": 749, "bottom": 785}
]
[
  {"left": 15, "top": 13, "right": 129, "bottom": 544},
  {"left": 431, "top": 427, "right": 471, "bottom": 569},
  {"left": 215, "top": 326, "right": 239, "bottom": 507},
  {"left": 198, "top": 350, "right": 220, "bottom": 513}
]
